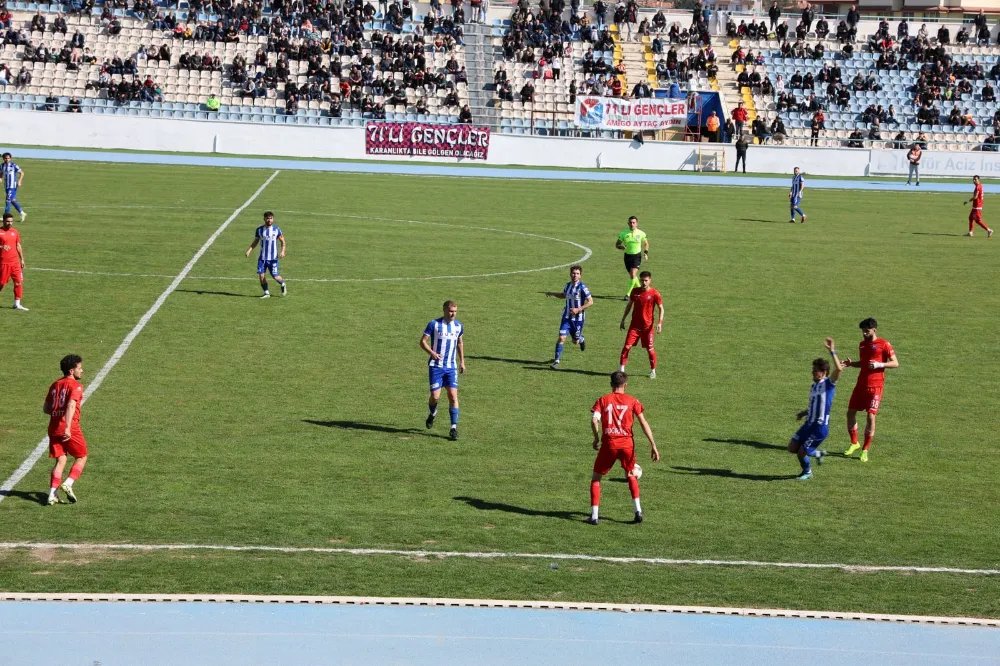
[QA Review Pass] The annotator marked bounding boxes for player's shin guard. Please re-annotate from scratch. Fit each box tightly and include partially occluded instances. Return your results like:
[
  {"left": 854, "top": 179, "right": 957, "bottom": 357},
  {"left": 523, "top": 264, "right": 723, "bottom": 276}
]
[
  {"left": 863, "top": 429, "right": 874, "bottom": 451},
  {"left": 975, "top": 219, "right": 991, "bottom": 231},
  {"left": 260, "top": 279, "right": 268, "bottom": 293},
  {"left": 13, "top": 283, "right": 22, "bottom": 299},
  {"left": 627, "top": 475, "right": 640, "bottom": 499},
  {"left": 11, "top": 201, "right": 22, "bottom": 214},
  {"left": 648, "top": 349, "right": 657, "bottom": 370},
  {"left": 50, "top": 471, "right": 61, "bottom": 490},
  {"left": 799, "top": 454, "right": 811, "bottom": 474},
  {"left": 590, "top": 480, "right": 601, "bottom": 512},
  {"left": 849, "top": 425, "right": 858, "bottom": 445},
  {"left": 449, "top": 407, "right": 459, "bottom": 426},
  {"left": 554, "top": 342, "right": 563, "bottom": 361},
  {"left": 619, "top": 345, "right": 631, "bottom": 367},
  {"left": 68, "top": 461, "right": 84, "bottom": 483}
]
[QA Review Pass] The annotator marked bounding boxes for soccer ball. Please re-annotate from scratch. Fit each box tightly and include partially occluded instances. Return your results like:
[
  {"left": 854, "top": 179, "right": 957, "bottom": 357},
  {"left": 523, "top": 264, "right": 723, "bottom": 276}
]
[{"left": 632, "top": 464, "right": 643, "bottom": 479}]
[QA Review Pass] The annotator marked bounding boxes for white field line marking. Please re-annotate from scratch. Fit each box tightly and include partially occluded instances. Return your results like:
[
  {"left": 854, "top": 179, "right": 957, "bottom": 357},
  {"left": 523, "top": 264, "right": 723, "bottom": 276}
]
[
  {"left": 28, "top": 211, "right": 593, "bottom": 283},
  {"left": 3, "top": 593, "right": 999, "bottom": 628},
  {"left": 0, "top": 170, "right": 280, "bottom": 503},
  {"left": 0, "top": 542, "right": 997, "bottom": 576}
]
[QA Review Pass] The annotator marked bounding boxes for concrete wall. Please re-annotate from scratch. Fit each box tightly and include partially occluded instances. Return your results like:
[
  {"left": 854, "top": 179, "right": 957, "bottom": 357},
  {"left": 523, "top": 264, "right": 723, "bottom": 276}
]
[{"left": 9, "top": 108, "right": 986, "bottom": 177}]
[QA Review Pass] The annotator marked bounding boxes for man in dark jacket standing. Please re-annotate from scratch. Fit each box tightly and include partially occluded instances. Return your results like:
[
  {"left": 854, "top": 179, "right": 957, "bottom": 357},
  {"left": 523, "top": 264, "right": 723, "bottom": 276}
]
[{"left": 735, "top": 134, "right": 749, "bottom": 173}]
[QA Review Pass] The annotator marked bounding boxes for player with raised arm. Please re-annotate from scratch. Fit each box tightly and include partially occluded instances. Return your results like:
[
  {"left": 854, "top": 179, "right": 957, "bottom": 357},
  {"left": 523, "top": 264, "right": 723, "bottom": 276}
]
[
  {"left": 43, "top": 355, "right": 88, "bottom": 505},
  {"left": 842, "top": 318, "right": 899, "bottom": 463},
  {"left": 588, "top": 371, "right": 660, "bottom": 525},
  {"left": 963, "top": 175, "right": 993, "bottom": 238},
  {"left": 546, "top": 265, "right": 593, "bottom": 370},
  {"left": 245, "top": 211, "right": 286, "bottom": 298},
  {"left": 421, "top": 300, "right": 465, "bottom": 441},
  {"left": 788, "top": 338, "right": 842, "bottom": 480},
  {"left": 1, "top": 152, "right": 25, "bottom": 221},
  {"left": 0, "top": 213, "right": 27, "bottom": 310},
  {"left": 619, "top": 271, "right": 664, "bottom": 379},
  {"left": 789, "top": 167, "right": 806, "bottom": 224},
  {"left": 615, "top": 215, "right": 648, "bottom": 299}
]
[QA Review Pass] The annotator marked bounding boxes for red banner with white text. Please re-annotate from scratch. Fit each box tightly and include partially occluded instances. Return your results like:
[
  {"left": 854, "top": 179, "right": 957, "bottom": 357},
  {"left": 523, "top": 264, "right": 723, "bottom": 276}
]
[{"left": 366, "top": 122, "right": 490, "bottom": 160}]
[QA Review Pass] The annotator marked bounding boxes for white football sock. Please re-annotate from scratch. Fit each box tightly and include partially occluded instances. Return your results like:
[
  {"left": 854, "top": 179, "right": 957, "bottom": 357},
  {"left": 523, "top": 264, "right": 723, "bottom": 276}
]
[
  {"left": 634, "top": 498, "right": 642, "bottom": 513},
  {"left": 590, "top": 505, "right": 599, "bottom": 520},
  {"left": 64, "top": 478, "right": 74, "bottom": 488}
]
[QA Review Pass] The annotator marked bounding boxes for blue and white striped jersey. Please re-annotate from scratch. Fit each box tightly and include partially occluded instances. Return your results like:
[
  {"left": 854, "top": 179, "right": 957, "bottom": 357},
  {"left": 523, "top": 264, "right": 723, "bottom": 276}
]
[
  {"left": 1, "top": 162, "right": 21, "bottom": 190},
  {"left": 806, "top": 377, "right": 836, "bottom": 427},
  {"left": 424, "top": 318, "right": 464, "bottom": 368},
  {"left": 562, "top": 281, "right": 592, "bottom": 322},
  {"left": 790, "top": 173, "right": 804, "bottom": 200},
  {"left": 255, "top": 225, "right": 283, "bottom": 261}
]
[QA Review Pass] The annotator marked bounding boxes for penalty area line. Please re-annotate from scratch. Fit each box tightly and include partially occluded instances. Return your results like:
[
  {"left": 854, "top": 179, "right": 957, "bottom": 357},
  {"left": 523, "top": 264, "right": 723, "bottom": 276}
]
[
  {"left": 0, "top": 542, "right": 997, "bottom": 577},
  {"left": 0, "top": 170, "right": 281, "bottom": 504}
]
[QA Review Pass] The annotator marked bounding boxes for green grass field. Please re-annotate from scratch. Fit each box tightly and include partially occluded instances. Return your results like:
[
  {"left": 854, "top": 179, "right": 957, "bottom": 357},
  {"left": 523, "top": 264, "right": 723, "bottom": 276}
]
[{"left": 1, "top": 159, "right": 999, "bottom": 618}]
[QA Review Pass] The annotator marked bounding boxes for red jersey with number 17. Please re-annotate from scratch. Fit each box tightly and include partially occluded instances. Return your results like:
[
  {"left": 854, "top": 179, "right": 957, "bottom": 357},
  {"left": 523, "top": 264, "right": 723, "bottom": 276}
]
[
  {"left": 628, "top": 287, "right": 663, "bottom": 330},
  {"left": 45, "top": 376, "right": 84, "bottom": 438},
  {"left": 856, "top": 338, "right": 895, "bottom": 388},
  {"left": 592, "top": 392, "right": 644, "bottom": 447}
]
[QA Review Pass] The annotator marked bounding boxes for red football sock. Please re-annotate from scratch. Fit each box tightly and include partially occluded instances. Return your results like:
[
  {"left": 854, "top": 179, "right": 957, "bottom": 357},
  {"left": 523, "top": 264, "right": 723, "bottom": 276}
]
[
  {"left": 863, "top": 430, "right": 873, "bottom": 451},
  {"left": 648, "top": 349, "right": 657, "bottom": 370},
  {"left": 849, "top": 426, "right": 858, "bottom": 445},
  {"left": 50, "top": 471, "right": 61, "bottom": 489},
  {"left": 976, "top": 219, "right": 991, "bottom": 231},
  {"left": 13, "top": 283, "right": 22, "bottom": 299},
  {"left": 68, "top": 462, "right": 84, "bottom": 481},
  {"left": 590, "top": 480, "right": 601, "bottom": 507},
  {"left": 627, "top": 475, "right": 640, "bottom": 499},
  {"left": 619, "top": 346, "right": 631, "bottom": 366}
]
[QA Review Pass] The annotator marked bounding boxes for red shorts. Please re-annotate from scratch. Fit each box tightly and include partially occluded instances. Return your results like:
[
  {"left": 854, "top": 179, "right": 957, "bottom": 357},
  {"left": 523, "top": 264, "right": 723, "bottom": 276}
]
[
  {"left": 970, "top": 208, "right": 983, "bottom": 223},
  {"left": 593, "top": 443, "right": 636, "bottom": 476},
  {"left": 48, "top": 434, "right": 87, "bottom": 459},
  {"left": 624, "top": 326, "right": 655, "bottom": 350},
  {"left": 0, "top": 262, "right": 21, "bottom": 287},
  {"left": 848, "top": 386, "right": 882, "bottom": 414}
]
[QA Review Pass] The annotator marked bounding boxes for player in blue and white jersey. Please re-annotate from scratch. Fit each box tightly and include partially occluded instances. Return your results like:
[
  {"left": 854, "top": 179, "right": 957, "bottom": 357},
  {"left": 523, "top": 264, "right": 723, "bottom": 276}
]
[
  {"left": 1, "top": 153, "right": 25, "bottom": 222},
  {"left": 546, "top": 265, "right": 593, "bottom": 370},
  {"left": 789, "top": 166, "right": 806, "bottom": 224},
  {"left": 244, "top": 211, "right": 286, "bottom": 298},
  {"left": 420, "top": 300, "right": 465, "bottom": 441},
  {"left": 788, "top": 337, "right": 843, "bottom": 480}
]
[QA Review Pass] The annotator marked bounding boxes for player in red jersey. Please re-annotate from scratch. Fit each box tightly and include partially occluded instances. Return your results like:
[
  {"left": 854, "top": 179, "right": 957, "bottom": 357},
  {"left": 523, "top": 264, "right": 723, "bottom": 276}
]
[
  {"left": 0, "top": 212, "right": 28, "bottom": 310},
  {"left": 618, "top": 271, "right": 664, "bottom": 379},
  {"left": 841, "top": 318, "right": 899, "bottom": 463},
  {"left": 42, "top": 354, "right": 88, "bottom": 505},
  {"left": 963, "top": 175, "right": 993, "bottom": 238},
  {"left": 588, "top": 371, "right": 660, "bottom": 525}
]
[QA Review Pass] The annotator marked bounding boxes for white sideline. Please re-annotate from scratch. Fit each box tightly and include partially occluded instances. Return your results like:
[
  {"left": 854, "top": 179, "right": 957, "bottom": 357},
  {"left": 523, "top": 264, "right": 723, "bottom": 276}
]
[
  {"left": 0, "top": 541, "right": 998, "bottom": 577},
  {"left": 1, "top": 592, "right": 997, "bottom": 627},
  {"left": 0, "top": 170, "right": 281, "bottom": 503}
]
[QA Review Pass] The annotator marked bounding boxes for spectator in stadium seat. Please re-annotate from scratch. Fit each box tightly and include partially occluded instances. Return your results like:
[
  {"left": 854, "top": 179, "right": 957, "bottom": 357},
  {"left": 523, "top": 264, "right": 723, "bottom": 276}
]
[
  {"left": 810, "top": 109, "right": 825, "bottom": 146},
  {"left": 0, "top": 64, "right": 9, "bottom": 88},
  {"left": 631, "top": 79, "right": 651, "bottom": 98},
  {"left": 956, "top": 26, "right": 969, "bottom": 46},
  {"left": 847, "top": 127, "right": 865, "bottom": 148},
  {"left": 948, "top": 106, "right": 962, "bottom": 125},
  {"left": 205, "top": 94, "right": 221, "bottom": 112},
  {"left": 751, "top": 116, "right": 769, "bottom": 144},
  {"left": 67, "top": 96, "right": 82, "bottom": 113},
  {"left": 983, "top": 82, "right": 996, "bottom": 103},
  {"left": 52, "top": 13, "right": 67, "bottom": 34},
  {"left": 790, "top": 70, "right": 803, "bottom": 89},
  {"left": 979, "top": 24, "right": 993, "bottom": 47},
  {"left": 962, "top": 109, "right": 977, "bottom": 128},
  {"left": 285, "top": 95, "right": 298, "bottom": 115},
  {"left": 982, "top": 133, "right": 1000, "bottom": 151},
  {"left": 937, "top": 24, "right": 950, "bottom": 45},
  {"left": 459, "top": 105, "right": 473, "bottom": 124},
  {"left": 868, "top": 120, "right": 882, "bottom": 144},
  {"left": 520, "top": 81, "right": 535, "bottom": 103},
  {"left": 444, "top": 89, "right": 459, "bottom": 107},
  {"left": 15, "top": 66, "right": 29, "bottom": 88},
  {"left": 916, "top": 131, "right": 929, "bottom": 149},
  {"left": 30, "top": 11, "right": 45, "bottom": 32},
  {"left": 770, "top": 116, "right": 786, "bottom": 144}
]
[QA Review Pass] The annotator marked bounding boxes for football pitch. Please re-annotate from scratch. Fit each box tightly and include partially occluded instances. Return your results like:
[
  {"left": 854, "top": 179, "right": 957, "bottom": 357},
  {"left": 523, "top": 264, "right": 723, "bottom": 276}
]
[{"left": 1, "top": 158, "right": 999, "bottom": 619}]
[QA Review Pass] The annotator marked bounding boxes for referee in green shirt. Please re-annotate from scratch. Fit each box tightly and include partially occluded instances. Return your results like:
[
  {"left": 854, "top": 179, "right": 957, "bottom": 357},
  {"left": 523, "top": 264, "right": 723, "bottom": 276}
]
[{"left": 616, "top": 216, "right": 648, "bottom": 299}]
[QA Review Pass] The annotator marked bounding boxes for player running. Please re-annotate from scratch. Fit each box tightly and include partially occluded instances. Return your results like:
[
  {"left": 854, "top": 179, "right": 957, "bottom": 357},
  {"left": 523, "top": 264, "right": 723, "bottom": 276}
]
[
  {"left": 245, "top": 211, "right": 286, "bottom": 298},
  {"left": 0, "top": 213, "right": 27, "bottom": 310},
  {"left": 1, "top": 152, "right": 25, "bottom": 222},
  {"left": 615, "top": 215, "right": 648, "bottom": 299},
  {"left": 546, "top": 265, "right": 593, "bottom": 370},
  {"left": 619, "top": 271, "right": 663, "bottom": 379},
  {"left": 789, "top": 167, "right": 806, "bottom": 224},
  {"left": 588, "top": 371, "right": 660, "bottom": 525},
  {"left": 421, "top": 300, "right": 465, "bottom": 441},
  {"left": 43, "top": 354, "right": 88, "bottom": 505},
  {"left": 842, "top": 318, "right": 899, "bottom": 463},
  {"left": 963, "top": 175, "right": 993, "bottom": 238},
  {"left": 788, "top": 338, "right": 843, "bottom": 480}
]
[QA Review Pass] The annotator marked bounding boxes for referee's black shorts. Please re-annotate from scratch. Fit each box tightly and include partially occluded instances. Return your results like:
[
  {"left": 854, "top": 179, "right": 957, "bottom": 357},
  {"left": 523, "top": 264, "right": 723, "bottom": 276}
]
[{"left": 623, "top": 252, "right": 642, "bottom": 272}]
